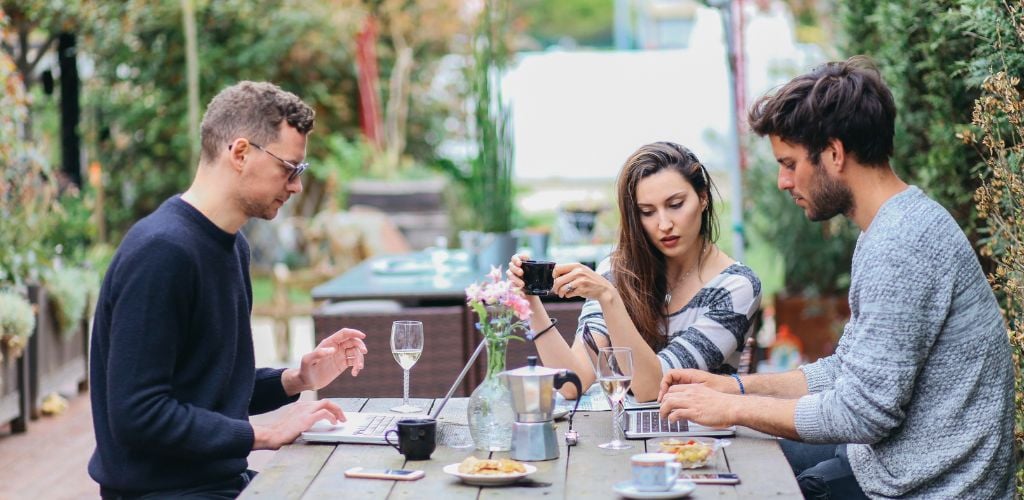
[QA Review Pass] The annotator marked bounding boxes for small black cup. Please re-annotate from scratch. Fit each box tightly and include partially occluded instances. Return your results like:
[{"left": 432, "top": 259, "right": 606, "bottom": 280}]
[
  {"left": 521, "top": 259, "right": 556, "bottom": 296},
  {"left": 384, "top": 418, "right": 436, "bottom": 461}
]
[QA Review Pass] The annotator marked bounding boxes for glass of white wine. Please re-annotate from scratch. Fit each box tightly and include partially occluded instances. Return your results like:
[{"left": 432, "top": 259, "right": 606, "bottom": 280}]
[
  {"left": 596, "top": 346, "right": 633, "bottom": 450},
  {"left": 390, "top": 320, "right": 424, "bottom": 413}
]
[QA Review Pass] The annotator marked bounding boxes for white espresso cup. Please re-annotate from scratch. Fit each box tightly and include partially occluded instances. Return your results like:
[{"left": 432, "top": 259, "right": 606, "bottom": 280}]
[{"left": 630, "top": 453, "right": 682, "bottom": 491}]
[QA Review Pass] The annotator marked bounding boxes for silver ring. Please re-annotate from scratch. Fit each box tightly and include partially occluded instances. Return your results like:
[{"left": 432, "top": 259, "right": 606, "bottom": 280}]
[{"left": 565, "top": 283, "right": 575, "bottom": 293}]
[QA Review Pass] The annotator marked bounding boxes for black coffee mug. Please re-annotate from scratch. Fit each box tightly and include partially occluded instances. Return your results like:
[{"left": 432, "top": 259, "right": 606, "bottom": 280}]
[
  {"left": 384, "top": 418, "right": 436, "bottom": 460},
  {"left": 521, "top": 259, "right": 556, "bottom": 295}
]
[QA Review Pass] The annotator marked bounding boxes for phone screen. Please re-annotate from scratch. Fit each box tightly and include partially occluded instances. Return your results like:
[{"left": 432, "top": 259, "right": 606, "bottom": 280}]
[
  {"left": 681, "top": 473, "right": 740, "bottom": 484},
  {"left": 345, "top": 467, "right": 424, "bottom": 480},
  {"left": 380, "top": 469, "right": 418, "bottom": 476}
]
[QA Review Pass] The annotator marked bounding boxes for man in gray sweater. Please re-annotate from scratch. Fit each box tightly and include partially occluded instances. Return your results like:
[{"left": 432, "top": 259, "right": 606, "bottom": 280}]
[{"left": 658, "top": 56, "right": 1015, "bottom": 499}]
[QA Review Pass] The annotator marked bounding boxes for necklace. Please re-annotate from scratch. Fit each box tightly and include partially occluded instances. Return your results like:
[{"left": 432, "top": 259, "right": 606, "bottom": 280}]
[
  {"left": 663, "top": 267, "right": 695, "bottom": 306},
  {"left": 664, "top": 245, "right": 709, "bottom": 306}
]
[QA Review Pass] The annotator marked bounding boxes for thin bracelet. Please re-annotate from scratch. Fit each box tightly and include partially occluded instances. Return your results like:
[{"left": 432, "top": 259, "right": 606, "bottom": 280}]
[
  {"left": 730, "top": 373, "right": 746, "bottom": 395},
  {"left": 529, "top": 318, "right": 558, "bottom": 341}
]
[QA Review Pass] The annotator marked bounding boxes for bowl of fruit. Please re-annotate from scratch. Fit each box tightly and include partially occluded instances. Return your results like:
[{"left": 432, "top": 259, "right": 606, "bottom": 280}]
[{"left": 655, "top": 437, "right": 730, "bottom": 469}]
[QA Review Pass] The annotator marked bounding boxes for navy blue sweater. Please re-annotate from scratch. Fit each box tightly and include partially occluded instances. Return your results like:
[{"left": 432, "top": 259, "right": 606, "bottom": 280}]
[{"left": 88, "top": 196, "right": 297, "bottom": 493}]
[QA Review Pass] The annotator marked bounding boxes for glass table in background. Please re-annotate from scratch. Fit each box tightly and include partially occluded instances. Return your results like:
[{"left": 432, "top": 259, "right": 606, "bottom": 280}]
[{"left": 311, "top": 245, "right": 613, "bottom": 306}]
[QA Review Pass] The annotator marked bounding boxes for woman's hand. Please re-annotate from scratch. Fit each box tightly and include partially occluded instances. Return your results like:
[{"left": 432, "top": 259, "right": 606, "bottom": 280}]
[
  {"left": 551, "top": 263, "right": 615, "bottom": 302},
  {"left": 506, "top": 254, "right": 543, "bottom": 306}
]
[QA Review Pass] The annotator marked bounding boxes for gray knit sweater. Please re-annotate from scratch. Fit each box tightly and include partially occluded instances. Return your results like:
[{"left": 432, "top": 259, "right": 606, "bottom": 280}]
[{"left": 793, "top": 187, "right": 1015, "bottom": 499}]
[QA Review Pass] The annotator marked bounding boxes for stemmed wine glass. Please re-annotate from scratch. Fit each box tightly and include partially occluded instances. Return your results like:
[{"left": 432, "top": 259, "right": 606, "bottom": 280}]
[
  {"left": 390, "top": 320, "right": 424, "bottom": 413},
  {"left": 596, "top": 346, "right": 633, "bottom": 450}
]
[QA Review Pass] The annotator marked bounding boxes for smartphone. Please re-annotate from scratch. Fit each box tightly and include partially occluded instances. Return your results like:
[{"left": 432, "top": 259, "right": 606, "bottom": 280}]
[
  {"left": 344, "top": 467, "right": 425, "bottom": 481},
  {"left": 680, "top": 472, "right": 740, "bottom": 485}
]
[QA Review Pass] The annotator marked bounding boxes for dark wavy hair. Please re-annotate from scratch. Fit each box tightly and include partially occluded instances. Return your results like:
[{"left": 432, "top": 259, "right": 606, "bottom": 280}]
[
  {"left": 611, "top": 142, "right": 719, "bottom": 350},
  {"left": 748, "top": 55, "right": 895, "bottom": 167}
]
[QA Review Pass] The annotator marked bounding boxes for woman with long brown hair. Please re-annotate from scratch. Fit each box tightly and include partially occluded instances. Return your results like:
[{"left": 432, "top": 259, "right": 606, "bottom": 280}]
[{"left": 508, "top": 141, "right": 761, "bottom": 402}]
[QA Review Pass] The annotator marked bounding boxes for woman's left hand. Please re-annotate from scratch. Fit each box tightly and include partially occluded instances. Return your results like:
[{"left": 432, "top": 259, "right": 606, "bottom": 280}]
[{"left": 551, "top": 263, "right": 613, "bottom": 301}]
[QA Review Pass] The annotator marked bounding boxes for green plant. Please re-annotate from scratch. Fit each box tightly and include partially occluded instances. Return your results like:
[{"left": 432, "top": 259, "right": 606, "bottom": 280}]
[
  {"left": 44, "top": 266, "right": 97, "bottom": 339},
  {"left": 965, "top": 6, "right": 1024, "bottom": 493},
  {"left": 839, "top": 0, "right": 996, "bottom": 239},
  {"left": 0, "top": 290, "right": 35, "bottom": 360},
  {"left": 970, "top": 70, "right": 1024, "bottom": 496},
  {"left": 465, "top": 0, "right": 516, "bottom": 233},
  {"left": 744, "top": 146, "right": 858, "bottom": 297},
  {"left": 0, "top": 36, "right": 61, "bottom": 288}
]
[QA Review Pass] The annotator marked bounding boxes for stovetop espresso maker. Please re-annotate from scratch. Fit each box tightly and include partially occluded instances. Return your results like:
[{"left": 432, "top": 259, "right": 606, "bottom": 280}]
[{"left": 502, "top": 356, "right": 582, "bottom": 461}]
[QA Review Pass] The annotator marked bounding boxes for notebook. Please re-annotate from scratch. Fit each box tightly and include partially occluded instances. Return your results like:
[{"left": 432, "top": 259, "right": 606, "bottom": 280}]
[
  {"left": 300, "top": 340, "right": 485, "bottom": 445},
  {"left": 623, "top": 409, "right": 735, "bottom": 439}
]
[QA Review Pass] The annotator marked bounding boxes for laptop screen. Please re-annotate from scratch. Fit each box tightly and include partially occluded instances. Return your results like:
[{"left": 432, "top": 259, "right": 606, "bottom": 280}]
[{"left": 429, "top": 338, "right": 487, "bottom": 419}]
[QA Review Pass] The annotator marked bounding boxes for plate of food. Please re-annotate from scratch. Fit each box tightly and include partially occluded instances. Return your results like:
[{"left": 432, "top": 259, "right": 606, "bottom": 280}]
[
  {"left": 654, "top": 437, "right": 731, "bottom": 469},
  {"left": 443, "top": 456, "right": 537, "bottom": 486}
]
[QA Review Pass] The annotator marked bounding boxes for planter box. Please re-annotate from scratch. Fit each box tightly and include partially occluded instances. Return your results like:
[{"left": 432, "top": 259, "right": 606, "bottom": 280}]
[
  {"left": 27, "top": 286, "right": 89, "bottom": 418},
  {"left": 773, "top": 294, "right": 850, "bottom": 363},
  {"left": 0, "top": 346, "right": 29, "bottom": 433}
]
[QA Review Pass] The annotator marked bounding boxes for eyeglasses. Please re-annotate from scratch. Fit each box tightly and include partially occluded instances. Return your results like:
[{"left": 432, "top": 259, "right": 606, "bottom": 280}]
[{"left": 231, "top": 141, "right": 308, "bottom": 182}]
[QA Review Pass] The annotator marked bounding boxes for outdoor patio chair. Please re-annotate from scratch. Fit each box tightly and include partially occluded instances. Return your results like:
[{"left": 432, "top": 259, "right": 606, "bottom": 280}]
[{"left": 313, "top": 302, "right": 469, "bottom": 399}]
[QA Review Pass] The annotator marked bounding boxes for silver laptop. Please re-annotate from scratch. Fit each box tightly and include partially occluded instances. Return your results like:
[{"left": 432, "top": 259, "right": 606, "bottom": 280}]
[
  {"left": 623, "top": 408, "right": 735, "bottom": 439},
  {"left": 300, "top": 340, "right": 486, "bottom": 445}
]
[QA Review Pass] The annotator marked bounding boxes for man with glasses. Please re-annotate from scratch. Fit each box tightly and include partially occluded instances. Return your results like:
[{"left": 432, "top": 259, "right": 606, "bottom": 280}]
[{"left": 89, "top": 81, "right": 369, "bottom": 499}]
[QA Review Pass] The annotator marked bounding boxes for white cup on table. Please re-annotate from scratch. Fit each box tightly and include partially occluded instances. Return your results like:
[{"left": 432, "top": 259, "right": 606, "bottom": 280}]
[{"left": 630, "top": 453, "right": 681, "bottom": 491}]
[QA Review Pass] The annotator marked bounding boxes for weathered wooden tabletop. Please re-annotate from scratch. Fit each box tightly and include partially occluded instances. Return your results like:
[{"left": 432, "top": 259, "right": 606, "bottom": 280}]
[{"left": 240, "top": 397, "right": 802, "bottom": 499}]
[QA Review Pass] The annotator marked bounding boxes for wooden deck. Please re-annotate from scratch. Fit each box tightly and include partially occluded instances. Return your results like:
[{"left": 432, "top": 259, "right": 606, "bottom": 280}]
[
  {"left": 241, "top": 397, "right": 802, "bottom": 499},
  {"left": 0, "top": 392, "right": 290, "bottom": 500},
  {"left": 0, "top": 392, "right": 96, "bottom": 499}
]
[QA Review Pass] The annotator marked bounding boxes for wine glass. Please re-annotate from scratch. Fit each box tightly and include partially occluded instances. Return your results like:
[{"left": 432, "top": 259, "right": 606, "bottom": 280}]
[
  {"left": 390, "top": 320, "right": 424, "bottom": 413},
  {"left": 596, "top": 346, "right": 633, "bottom": 450}
]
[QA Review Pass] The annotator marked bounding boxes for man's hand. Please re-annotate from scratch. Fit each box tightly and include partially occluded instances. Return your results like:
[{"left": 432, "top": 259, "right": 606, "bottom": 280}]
[
  {"left": 284, "top": 328, "right": 368, "bottom": 395},
  {"left": 252, "top": 399, "right": 345, "bottom": 450},
  {"left": 659, "top": 383, "right": 739, "bottom": 429},
  {"left": 658, "top": 369, "right": 737, "bottom": 402}
]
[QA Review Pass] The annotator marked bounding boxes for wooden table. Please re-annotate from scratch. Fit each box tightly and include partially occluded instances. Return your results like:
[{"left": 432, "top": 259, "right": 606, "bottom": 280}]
[{"left": 240, "top": 398, "right": 802, "bottom": 499}]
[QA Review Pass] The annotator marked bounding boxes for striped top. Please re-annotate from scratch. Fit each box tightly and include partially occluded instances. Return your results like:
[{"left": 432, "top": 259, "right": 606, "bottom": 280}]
[{"left": 577, "top": 258, "right": 762, "bottom": 374}]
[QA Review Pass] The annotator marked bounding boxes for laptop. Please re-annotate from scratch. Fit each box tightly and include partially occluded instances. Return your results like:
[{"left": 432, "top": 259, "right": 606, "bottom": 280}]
[
  {"left": 300, "top": 340, "right": 486, "bottom": 445},
  {"left": 623, "top": 409, "right": 735, "bottom": 439}
]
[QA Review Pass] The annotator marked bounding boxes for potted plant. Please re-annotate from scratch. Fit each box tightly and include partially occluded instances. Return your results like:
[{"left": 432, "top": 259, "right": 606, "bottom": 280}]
[
  {"left": 436, "top": 0, "right": 517, "bottom": 271},
  {"left": 744, "top": 148, "right": 857, "bottom": 362},
  {"left": 0, "top": 288, "right": 33, "bottom": 432}
]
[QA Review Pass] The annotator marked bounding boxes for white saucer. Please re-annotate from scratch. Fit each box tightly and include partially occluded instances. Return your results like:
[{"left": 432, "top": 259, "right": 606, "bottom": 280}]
[{"left": 612, "top": 480, "right": 696, "bottom": 499}]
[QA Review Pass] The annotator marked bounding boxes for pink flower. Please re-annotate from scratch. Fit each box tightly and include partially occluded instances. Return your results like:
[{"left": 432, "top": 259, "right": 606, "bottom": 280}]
[
  {"left": 465, "top": 269, "right": 532, "bottom": 340},
  {"left": 507, "top": 292, "right": 532, "bottom": 321},
  {"left": 465, "top": 283, "right": 484, "bottom": 303}
]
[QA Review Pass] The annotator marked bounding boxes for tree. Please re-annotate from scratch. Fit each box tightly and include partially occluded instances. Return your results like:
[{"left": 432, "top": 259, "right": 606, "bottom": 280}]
[{"left": 78, "top": 0, "right": 365, "bottom": 239}]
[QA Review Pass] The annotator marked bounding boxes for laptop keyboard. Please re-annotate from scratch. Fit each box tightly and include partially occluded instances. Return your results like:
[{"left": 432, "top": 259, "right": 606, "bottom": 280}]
[
  {"left": 355, "top": 414, "right": 400, "bottom": 437},
  {"left": 632, "top": 409, "right": 689, "bottom": 433}
]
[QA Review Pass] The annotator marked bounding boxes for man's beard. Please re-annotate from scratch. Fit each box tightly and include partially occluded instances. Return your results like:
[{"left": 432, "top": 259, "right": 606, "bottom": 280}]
[
  {"left": 238, "top": 193, "right": 279, "bottom": 221},
  {"left": 805, "top": 158, "right": 854, "bottom": 222}
]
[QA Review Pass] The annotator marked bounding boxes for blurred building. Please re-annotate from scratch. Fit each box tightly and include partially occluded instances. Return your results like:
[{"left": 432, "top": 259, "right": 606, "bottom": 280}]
[{"left": 633, "top": 0, "right": 702, "bottom": 49}]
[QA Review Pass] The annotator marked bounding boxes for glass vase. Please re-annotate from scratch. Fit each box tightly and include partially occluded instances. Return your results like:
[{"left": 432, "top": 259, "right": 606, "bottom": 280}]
[{"left": 467, "top": 335, "right": 514, "bottom": 451}]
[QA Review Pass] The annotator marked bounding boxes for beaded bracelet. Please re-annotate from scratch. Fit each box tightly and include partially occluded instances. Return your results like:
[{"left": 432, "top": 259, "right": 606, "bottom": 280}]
[{"left": 730, "top": 373, "right": 746, "bottom": 395}]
